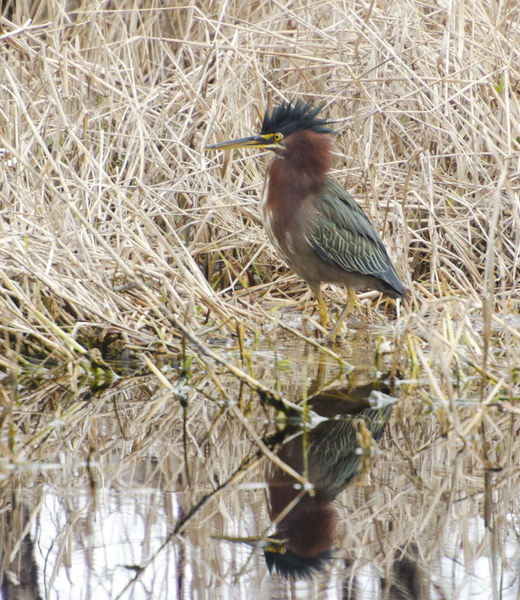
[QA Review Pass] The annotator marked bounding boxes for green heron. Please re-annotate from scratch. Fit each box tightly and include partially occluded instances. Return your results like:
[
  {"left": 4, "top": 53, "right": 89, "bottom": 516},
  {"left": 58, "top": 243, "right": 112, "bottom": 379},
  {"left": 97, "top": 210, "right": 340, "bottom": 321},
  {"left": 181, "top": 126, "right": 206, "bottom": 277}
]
[
  {"left": 261, "top": 387, "right": 393, "bottom": 579},
  {"left": 207, "top": 100, "right": 404, "bottom": 339},
  {"left": 218, "top": 380, "right": 395, "bottom": 580}
]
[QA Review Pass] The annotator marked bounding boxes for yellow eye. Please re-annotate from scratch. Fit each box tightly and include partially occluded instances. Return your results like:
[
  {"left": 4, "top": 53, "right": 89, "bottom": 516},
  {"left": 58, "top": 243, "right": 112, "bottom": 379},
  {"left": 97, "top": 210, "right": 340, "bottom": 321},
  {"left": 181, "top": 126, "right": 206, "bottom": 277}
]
[{"left": 273, "top": 132, "right": 283, "bottom": 141}]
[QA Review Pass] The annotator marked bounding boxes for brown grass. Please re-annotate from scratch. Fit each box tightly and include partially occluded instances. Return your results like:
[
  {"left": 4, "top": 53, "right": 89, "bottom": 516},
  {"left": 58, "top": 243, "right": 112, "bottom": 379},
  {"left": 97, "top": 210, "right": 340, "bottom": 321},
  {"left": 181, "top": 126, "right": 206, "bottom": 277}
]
[
  {"left": 1, "top": 0, "right": 519, "bottom": 358},
  {"left": 1, "top": 0, "right": 520, "bottom": 596}
]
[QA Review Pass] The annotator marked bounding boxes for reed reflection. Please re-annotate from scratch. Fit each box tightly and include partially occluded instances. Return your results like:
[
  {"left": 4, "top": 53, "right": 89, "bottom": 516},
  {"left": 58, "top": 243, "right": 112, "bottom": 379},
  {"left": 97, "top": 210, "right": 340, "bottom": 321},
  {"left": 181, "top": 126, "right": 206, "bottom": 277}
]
[{"left": 0, "top": 502, "right": 42, "bottom": 600}]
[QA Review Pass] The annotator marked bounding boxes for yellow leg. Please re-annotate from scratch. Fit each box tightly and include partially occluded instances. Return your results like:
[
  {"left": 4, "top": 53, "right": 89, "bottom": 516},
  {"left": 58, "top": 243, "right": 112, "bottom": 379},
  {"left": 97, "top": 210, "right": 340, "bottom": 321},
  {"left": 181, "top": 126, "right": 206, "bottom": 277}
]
[
  {"left": 316, "top": 286, "right": 329, "bottom": 329},
  {"left": 328, "top": 287, "right": 357, "bottom": 341}
]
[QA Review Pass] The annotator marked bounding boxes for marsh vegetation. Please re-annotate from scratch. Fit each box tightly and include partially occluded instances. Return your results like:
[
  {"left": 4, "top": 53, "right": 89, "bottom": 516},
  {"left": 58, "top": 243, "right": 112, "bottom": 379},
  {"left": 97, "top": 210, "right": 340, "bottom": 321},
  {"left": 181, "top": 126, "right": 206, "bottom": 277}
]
[{"left": 1, "top": 0, "right": 520, "bottom": 598}]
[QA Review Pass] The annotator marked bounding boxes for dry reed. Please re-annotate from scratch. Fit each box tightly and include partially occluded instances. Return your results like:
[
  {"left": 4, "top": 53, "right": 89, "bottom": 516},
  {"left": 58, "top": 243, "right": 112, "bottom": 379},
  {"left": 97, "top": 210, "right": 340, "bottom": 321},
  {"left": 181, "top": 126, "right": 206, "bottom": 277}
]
[{"left": 1, "top": 0, "right": 520, "bottom": 596}]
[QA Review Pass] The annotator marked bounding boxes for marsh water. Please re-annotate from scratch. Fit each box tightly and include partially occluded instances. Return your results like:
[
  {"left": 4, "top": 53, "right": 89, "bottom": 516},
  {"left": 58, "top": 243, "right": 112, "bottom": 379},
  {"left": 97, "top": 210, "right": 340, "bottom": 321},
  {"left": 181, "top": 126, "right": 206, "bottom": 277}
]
[{"left": 1, "top": 319, "right": 519, "bottom": 600}]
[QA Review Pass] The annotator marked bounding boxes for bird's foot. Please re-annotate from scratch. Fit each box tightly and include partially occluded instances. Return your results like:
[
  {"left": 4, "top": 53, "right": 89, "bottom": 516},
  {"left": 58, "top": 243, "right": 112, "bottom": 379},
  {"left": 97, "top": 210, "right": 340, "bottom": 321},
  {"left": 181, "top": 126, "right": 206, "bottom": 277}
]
[
  {"left": 317, "top": 295, "right": 329, "bottom": 329},
  {"left": 327, "top": 288, "right": 357, "bottom": 341},
  {"left": 326, "top": 329, "right": 346, "bottom": 344}
]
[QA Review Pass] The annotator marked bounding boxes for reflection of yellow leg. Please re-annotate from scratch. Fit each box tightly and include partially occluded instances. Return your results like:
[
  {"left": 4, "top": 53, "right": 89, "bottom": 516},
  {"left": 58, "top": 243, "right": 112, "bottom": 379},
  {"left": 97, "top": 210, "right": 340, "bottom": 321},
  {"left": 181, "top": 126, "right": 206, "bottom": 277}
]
[
  {"left": 328, "top": 287, "right": 356, "bottom": 341},
  {"left": 316, "top": 286, "right": 329, "bottom": 328}
]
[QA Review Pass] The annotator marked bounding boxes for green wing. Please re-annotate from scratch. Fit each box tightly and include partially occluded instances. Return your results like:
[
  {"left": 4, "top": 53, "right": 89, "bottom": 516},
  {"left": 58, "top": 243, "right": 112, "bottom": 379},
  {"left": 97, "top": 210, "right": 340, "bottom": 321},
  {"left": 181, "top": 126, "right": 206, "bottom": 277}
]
[{"left": 309, "top": 178, "right": 403, "bottom": 295}]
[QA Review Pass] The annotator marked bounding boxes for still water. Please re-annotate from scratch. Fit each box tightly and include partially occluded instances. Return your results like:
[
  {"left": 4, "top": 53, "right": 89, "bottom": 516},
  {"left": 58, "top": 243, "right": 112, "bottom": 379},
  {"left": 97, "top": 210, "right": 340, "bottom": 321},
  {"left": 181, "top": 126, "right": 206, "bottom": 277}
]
[{"left": 1, "top": 320, "right": 519, "bottom": 599}]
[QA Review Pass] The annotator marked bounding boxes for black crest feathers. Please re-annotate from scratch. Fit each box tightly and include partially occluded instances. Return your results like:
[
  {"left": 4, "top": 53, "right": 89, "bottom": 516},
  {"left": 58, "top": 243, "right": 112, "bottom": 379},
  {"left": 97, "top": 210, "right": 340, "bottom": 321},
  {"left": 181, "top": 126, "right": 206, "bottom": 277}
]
[
  {"left": 264, "top": 548, "right": 333, "bottom": 580},
  {"left": 261, "top": 100, "right": 336, "bottom": 137}
]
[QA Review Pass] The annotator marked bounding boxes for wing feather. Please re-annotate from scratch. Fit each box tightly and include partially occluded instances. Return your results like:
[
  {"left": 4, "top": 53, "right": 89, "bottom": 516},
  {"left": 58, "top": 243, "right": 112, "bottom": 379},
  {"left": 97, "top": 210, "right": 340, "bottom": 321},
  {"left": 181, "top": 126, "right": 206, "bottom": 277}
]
[{"left": 308, "top": 179, "right": 403, "bottom": 296}]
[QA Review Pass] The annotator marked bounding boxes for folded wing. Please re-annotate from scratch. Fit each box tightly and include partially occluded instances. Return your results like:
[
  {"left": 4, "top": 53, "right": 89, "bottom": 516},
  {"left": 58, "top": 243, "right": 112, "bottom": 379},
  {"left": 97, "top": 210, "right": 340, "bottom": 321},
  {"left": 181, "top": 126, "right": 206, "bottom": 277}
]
[{"left": 309, "top": 179, "right": 403, "bottom": 297}]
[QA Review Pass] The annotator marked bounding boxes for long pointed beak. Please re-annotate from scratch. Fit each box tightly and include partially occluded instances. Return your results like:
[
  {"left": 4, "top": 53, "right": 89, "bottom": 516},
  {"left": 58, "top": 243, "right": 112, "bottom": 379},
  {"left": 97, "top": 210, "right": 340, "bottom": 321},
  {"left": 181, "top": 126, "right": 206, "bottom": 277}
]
[
  {"left": 212, "top": 535, "right": 287, "bottom": 552},
  {"left": 206, "top": 134, "right": 269, "bottom": 151}
]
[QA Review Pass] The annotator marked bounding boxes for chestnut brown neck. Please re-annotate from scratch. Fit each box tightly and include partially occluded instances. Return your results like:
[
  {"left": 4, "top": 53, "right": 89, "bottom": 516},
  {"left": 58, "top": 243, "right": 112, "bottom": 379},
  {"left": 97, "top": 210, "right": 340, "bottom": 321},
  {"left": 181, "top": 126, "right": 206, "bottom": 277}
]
[
  {"left": 269, "top": 130, "right": 333, "bottom": 204},
  {"left": 264, "top": 131, "right": 333, "bottom": 246}
]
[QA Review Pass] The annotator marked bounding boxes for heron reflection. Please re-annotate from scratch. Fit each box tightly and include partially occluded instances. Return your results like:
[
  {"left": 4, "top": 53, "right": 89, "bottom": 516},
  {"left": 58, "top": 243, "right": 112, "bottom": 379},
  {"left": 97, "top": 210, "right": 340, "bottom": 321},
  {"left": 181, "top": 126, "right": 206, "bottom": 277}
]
[{"left": 262, "top": 379, "right": 394, "bottom": 580}]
